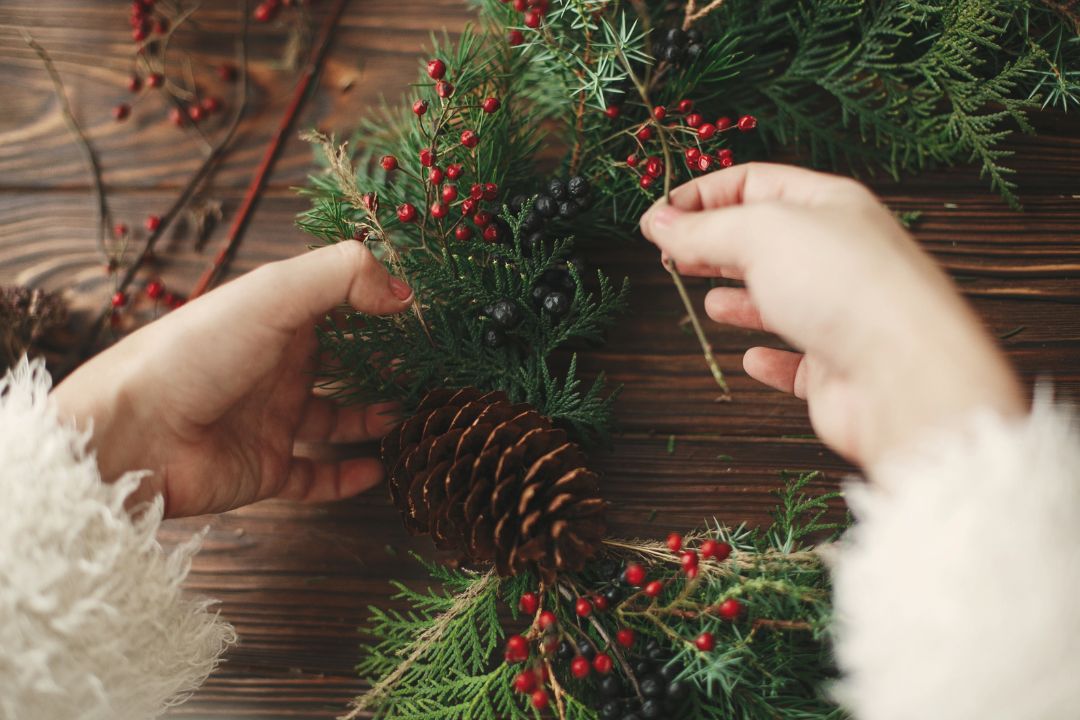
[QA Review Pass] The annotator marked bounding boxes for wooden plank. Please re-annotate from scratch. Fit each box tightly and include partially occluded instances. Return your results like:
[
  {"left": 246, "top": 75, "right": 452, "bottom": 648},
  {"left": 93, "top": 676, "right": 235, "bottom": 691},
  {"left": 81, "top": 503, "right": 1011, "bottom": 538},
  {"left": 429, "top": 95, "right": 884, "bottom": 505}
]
[{"left": 1, "top": 0, "right": 1079, "bottom": 717}]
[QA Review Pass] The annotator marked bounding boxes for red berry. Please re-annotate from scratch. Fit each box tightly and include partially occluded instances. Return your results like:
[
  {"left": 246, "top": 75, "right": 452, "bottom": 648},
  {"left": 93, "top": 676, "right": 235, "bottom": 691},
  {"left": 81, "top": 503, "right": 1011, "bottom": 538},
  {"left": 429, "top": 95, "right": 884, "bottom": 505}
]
[
  {"left": 144, "top": 214, "right": 161, "bottom": 232},
  {"left": 505, "top": 634, "right": 529, "bottom": 663},
  {"left": 430, "top": 201, "right": 449, "bottom": 219},
  {"left": 700, "top": 539, "right": 731, "bottom": 561},
  {"left": 483, "top": 224, "right": 500, "bottom": 242},
  {"left": 436, "top": 80, "right": 454, "bottom": 98},
  {"left": 218, "top": 63, "right": 237, "bottom": 82},
  {"left": 441, "top": 184, "right": 458, "bottom": 202},
  {"left": 482, "top": 182, "right": 498, "bottom": 200},
  {"left": 531, "top": 690, "right": 549, "bottom": 710},
  {"left": 623, "top": 563, "right": 646, "bottom": 587},
  {"left": 413, "top": 99, "right": 429, "bottom": 116},
  {"left": 697, "top": 123, "right": 717, "bottom": 140},
  {"left": 127, "top": 74, "right": 142, "bottom": 93},
  {"left": 685, "top": 113, "right": 703, "bottom": 128},
  {"left": 469, "top": 183, "right": 484, "bottom": 200},
  {"left": 153, "top": 17, "right": 169, "bottom": 34},
  {"left": 592, "top": 653, "right": 613, "bottom": 674},
  {"left": 571, "top": 656, "right": 590, "bottom": 679},
  {"left": 113, "top": 223, "right": 129, "bottom": 238},
  {"left": 677, "top": 98, "right": 694, "bottom": 113},
  {"left": 524, "top": 9, "right": 542, "bottom": 27},
  {"left": 738, "top": 114, "right": 757, "bottom": 131},
  {"left": 644, "top": 580, "right": 664, "bottom": 597},
  {"left": 454, "top": 225, "right": 473, "bottom": 241},
  {"left": 636, "top": 126, "right": 653, "bottom": 142},
  {"left": 537, "top": 610, "right": 557, "bottom": 630},
  {"left": 132, "top": 25, "right": 148, "bottom": 42},
  {"left": 653, "top": 106, "right": 667, "bottom": 120},
  {"left": 695, "top": 631, "right": 716, "bottom": 652},
  {"left": 429, "top": 166, "right": 444, "bottom": 184},
  {"left": 201, "top": 96, "right": 222, "bottom": 114},
  {"left": 718, "top": 598, "right": 743, "bottom": 621},
  {"left": 593, "top": 594, "right": 609, "bottom": 612},
  {"left": 472, "top": 210, "right": 492, "bottom": 227},
  {"left": 716, "top": 115, "right": 734, "bottom": 131},
  {"left": 604, "top": 105, "right": 621, "bottom": 120},
  {"left": 616, "top": 628, "right": 635, "bottom": 648},
  {"left": 680, "top": 550, "right": 699, "bottom": 573},
  {"left": 639, "top": 174, "right": 654, "bottom": 189},
  {"left": 644, "top": 156, "right": 663, "bottom": 179},
  {"left": 166, "top": 293, "right": 185, "bottom": 310},
  {"left": 519, "top": 592, "right": 540, "bottom": 616},
  {"left": 396, "top": 203, "right": 417, "bottom": 223},
  {"left": 685, "top": 147, "right": 701, "bottom": 163},
  {"left": 461, "top": 129, "right": 480, "bottom": 148},
  {"left": 145, "top": 279, "right": 165, "bottom": 300},
  {"left": 169, "top": 107, "right": 184, "bottom": 126},
  {"left": 513, "top": 670, "right": 537, "bottom": 693},
  {"left": 697, "top": 155, "right": 713, "bottom": 172},
  {"left": 666, "top": 532, "right": 683, "bottom": 553},
  {"left": 111, "top": 291, "right": 128, "bottom": 308},
  {"left": 575, "top": 597, "right": 592, "bottom": 617},
  {"left": 508, "top": 29, "right": 525, "bottom": 46},
  {"left": 112, "top": 104, "right": 130, "bottom": 121},
  {"left": 717, "top": 148, "right": 734, "bottom": 161},
  {"left": 147, "top": 72, "right": 164, "bottom": 88},
  {"left": 419, "top": 148, "right": 435, "bottom": 167},
  {"left": 482, "top": 97, "right": 501, "bottom": 113},
  {"left": 426, "top": 58, "right": 447, "bottom": 80},
  {"left": 253, "top": 3, "right": 275, "bottom": 22},
  {"left": 719, "top": 154, "right": 735, "bottom": 168},
  {"left": 461, "top": 198, "right": 478, "bottom": 216},
  {"left": 513, "top": 0, "right": 527, "bottom": 11},
  {"left": 446, "top": 163, "right": 464, "bottom": 180},
  {"left": 626, "top": 154, "right": 639, "bottom": 167},
  {"left": 188, "top": 104, "right": 205, "bottom": 122},
  {"left": 380, "top": 155, "right": 398, "bottom": 171}
]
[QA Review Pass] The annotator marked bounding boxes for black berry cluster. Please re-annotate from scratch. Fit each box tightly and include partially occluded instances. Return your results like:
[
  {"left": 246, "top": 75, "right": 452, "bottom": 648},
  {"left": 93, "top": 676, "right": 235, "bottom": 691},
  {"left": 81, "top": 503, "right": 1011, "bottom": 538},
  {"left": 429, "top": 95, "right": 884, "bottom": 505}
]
[
  {"left": 482, "top": 298, "right": 522, "bottom": 347},
  {"left": 510, "top": 175, "right": 593, "bottom": 255},
  {"left": 654, "top": 27, "right": 705, "bottom": 67}
]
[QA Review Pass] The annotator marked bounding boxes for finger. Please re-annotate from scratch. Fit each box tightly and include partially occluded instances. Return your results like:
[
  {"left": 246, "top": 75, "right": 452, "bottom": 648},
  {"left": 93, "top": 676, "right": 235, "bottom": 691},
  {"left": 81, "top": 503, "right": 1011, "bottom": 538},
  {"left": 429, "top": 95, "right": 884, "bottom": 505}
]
[
  {"left": 296, "top": 397, "right": 402, "bottom": 443},
  {"left": 642, "top": 162, "right": 857, "bottom": 220},
  {"left": 641, "top": 202, "right": 763, "bottom": 272},
  {"left": 743, "top": 347, "right": 809, "bottom": 400},
  {"left": 659, "top": 252, "right": 744, "bottom": 280},
  {"left": 185, "top": 241, "right": 413, "bottom": 335},
  {"left": 704, "top": 287, "right": 766, "bottom": 331},
  {"left": 278, "top": 456, "right": 385, "bottom": 503}
]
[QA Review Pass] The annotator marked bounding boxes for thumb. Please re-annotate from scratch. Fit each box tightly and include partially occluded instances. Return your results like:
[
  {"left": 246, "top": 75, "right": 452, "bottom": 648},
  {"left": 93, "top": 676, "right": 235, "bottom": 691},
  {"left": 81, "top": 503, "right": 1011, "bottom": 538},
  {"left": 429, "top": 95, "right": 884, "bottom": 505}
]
[
  {"left": 640, "top": 202, "right": 758, "bottom": 273},
  {"left": 189, "top": 241, "right": 413, "bottom": 334}
]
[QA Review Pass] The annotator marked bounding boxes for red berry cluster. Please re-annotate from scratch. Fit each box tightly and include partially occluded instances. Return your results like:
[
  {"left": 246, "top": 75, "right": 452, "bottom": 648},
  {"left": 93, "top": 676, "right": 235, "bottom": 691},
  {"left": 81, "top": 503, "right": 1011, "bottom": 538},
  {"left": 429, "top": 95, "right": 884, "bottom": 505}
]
[
  {"left": 253, "top": 0, "right": 313, "bottom": 25},
  {"left": 497, "top": 0, "right": 550, "bottom": 43},
  {"left": 375, "top": 59, "right": 508, "bottom": 244},
  {"left": 611, "top": 97, "right": 757, "bottom": 188}
]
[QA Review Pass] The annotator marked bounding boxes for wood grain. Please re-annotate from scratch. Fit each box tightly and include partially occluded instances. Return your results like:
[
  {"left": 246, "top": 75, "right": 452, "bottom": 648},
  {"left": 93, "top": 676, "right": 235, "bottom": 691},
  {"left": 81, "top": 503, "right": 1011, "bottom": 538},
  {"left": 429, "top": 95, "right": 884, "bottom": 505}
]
[{"left": 1, "top": 1, "right": 1079, "bottom": 717}]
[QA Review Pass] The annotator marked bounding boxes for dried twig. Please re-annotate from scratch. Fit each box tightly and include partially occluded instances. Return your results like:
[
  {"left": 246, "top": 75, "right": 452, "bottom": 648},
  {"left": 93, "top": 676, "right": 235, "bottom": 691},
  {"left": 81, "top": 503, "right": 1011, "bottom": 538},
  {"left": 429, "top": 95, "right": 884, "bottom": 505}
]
[
  {"left": 22, "top": 31, "right": 112, "bottom": 262},
  {"left": 188, "top": 0, "right": 350, "bottom": 299}
]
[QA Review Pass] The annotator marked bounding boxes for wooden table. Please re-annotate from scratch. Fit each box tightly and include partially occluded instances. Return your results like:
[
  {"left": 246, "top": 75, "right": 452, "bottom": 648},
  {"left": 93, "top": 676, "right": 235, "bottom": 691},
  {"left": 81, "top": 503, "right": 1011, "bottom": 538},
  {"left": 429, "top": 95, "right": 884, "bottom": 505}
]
[{"left": 2, "top": 2, "right": 1078, "bottom": 717}]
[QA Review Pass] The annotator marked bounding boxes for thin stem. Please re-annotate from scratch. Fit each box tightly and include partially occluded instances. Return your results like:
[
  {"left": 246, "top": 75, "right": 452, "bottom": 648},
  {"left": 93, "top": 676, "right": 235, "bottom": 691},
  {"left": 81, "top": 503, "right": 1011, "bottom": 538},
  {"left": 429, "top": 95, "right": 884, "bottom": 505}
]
[
  {"left": 615, "top": 47, "right": 731, "bottom": 397},
  {"left": 22, "top": 31, "right": 112, "bottom": 263}
]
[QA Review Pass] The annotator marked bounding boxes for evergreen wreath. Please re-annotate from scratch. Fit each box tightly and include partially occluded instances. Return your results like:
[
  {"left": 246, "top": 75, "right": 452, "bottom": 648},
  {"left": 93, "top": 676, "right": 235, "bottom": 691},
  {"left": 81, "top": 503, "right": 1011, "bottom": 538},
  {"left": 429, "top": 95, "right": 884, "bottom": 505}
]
[{"left": 297, "top": 0, "right": 1078, "bottom": 717}]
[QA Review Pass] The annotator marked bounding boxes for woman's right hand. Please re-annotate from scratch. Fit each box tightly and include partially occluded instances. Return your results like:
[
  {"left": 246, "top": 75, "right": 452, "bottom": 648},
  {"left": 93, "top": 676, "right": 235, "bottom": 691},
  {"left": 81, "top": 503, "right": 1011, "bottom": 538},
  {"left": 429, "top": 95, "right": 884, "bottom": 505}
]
[{"left": 639, "top": 163, "right": 1024, "bottom": 470}]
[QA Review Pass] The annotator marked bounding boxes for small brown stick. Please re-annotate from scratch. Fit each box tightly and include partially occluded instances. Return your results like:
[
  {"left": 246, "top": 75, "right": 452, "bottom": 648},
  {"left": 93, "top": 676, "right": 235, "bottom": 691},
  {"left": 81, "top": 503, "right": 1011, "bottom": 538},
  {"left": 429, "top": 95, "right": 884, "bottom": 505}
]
[
  {"left": 751, "top": 618, "right": 813, "bottom": 633},
  {"left": 22, "top": 31, "right": 113, "bottom": 262},
  {"left": 682, "top": 0, "right": 727, "bottom": 29},
  {"left": 188, "top": 0, "right": 350, "bottom": 299},
  {"left": 66, "top": 0, "right": 252, "bottom": 370}
]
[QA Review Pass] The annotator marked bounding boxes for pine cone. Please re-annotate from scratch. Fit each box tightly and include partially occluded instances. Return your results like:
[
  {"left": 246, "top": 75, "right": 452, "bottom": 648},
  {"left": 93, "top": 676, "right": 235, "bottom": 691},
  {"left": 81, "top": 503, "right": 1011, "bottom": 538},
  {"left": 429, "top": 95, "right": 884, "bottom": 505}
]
[{"left": 382, "top": 388, "right": 606, "bottom": 583}]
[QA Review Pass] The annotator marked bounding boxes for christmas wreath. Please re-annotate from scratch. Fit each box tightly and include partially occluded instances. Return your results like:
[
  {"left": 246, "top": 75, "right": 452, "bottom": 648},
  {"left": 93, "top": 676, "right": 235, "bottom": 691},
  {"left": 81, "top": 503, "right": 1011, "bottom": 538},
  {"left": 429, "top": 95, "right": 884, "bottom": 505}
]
[{"left": 297, "top": 1, "right": 1079, "bottom": 717}]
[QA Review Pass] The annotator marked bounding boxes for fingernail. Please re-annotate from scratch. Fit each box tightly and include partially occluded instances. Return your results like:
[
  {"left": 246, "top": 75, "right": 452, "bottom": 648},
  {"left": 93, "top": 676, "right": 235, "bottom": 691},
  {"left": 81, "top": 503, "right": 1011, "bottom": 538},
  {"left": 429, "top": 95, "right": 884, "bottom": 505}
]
[{"left": 389, "top": 276, "right": 412, "bottom": 301}]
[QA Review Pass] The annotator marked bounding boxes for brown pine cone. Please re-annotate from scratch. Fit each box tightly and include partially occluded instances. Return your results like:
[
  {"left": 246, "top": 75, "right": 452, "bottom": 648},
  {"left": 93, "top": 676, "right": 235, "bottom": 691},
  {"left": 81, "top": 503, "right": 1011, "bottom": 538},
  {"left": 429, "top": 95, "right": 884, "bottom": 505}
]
[{"left": 381, "top": 388, "right": 606, "bottom": 583}]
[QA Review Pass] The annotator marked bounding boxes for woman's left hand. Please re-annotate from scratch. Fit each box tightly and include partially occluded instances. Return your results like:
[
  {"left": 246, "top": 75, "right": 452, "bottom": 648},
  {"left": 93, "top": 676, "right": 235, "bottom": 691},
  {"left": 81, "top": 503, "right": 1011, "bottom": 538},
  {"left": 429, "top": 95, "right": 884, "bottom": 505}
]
[{"left": 53, "top": 241, "right": 413, "bottom": 518}]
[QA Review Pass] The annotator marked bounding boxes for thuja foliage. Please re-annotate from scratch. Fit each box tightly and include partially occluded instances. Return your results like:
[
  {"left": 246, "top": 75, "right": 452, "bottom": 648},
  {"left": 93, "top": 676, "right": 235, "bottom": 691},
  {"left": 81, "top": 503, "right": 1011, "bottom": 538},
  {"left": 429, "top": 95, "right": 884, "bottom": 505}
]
[{"left": 346, "top": 473, "right": 846, "bottom": 720}]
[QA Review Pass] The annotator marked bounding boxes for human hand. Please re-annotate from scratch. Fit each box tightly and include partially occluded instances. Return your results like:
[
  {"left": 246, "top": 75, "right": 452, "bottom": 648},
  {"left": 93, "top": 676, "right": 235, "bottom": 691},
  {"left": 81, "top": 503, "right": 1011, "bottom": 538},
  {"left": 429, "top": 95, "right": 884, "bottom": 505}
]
[
  {"left": 52, "top": 241, "right": 413, "bottom": 517},
  {"left": 640, "top": 163, "right": 1024, "bottom": 469}
]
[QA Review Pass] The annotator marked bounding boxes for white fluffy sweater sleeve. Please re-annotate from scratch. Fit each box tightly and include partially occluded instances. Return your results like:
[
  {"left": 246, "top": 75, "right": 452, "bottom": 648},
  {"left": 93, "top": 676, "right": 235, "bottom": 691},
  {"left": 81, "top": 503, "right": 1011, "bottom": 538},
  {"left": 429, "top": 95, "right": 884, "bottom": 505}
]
[
  {"left": 0, "top": 358, "right": 235, "bottom": 720},
  {"left": 2, "top": 358, "right": 1078, "bottom": 720}
]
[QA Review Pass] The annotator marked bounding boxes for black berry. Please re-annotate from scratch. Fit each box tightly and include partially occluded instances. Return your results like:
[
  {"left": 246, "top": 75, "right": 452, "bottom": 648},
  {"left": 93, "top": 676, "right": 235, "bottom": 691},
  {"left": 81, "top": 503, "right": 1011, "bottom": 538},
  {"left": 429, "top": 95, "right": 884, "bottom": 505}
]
[
  {"left": 489, "top": 299, "right": 521, "bottom": 328},
  {"left": 556, "top": 640, "right": 575, "bottom": 661},
  {"left": 531, "top": 283, "right": 552, "bottom": 308},
  {"left": 534, "top": 194, "right": 557, "bottom": 218},
  {"left": 602, "top": 585, "right": 623, "bottom": 605},
  {"left": 659, "top": 663, "right": 682, "bottom": 682},
  {"left": 484, "top": 328, "right": 506, "bottom": 348},
  {"left": 600, "top": 701, "right": 622, "bottom": 720},
  {"left": 641, "top": 675, "right": 664, "bottom": 698},
  {"left": 548, "top": 178, "right": 568, "bottom": 201},
  {"left": 599, "top": 675, "right": 622, "bottom": 697},
  {"left": 509, "top": 195, "right": 527, "bottom": 213},
  {"left": 640, "top": 700, "right": 663, "bottom": 719},
  {"left": 568, "top": 175, "right": 591, "bottom": 198},
  {"left": 633, "top": 660, "right": 653, "bottom": 676},
  {"left": 557, "top": 200, "right": 576, "bottom": 218},
  {"left": 542, "top": 291, "right": 570, "bottom": 318},
  {"left": 647, "top": 645, "right": 666, "bottom": 662},
  {"left": 666, "top": 679, "right": 689, "bottom": 701},
  {"left": 577, "top": 639, "right": 596, "bottom": 660}
]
